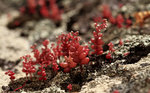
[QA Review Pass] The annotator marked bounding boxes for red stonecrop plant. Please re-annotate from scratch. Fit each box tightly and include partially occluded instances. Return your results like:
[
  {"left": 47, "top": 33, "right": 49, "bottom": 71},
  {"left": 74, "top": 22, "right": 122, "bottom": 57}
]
[
  {"left": 5, "top": 16, "right": 125, "bottom": 91},
  {"left": 101, "top": 4, "right": 132, "bottom": 28},
  {"left": 58, "top": 31, "right": 90, "bottom": 72},
  {"left": 57, "top": 32, "right": 78, "bottom": 57},
  {"left": 91, "top": 19, "right": 107, "bottom": 55},
  {"left": 5, "top": 70, "right": 15, "bottom": 82},
  {"left": 20, "top": 40, "right": 60, "bottom": 81},
  {"left": 21, "top": 0, "right": 62, "bottom": 21},
  {"left": 21, "top": 55, "right": 36, "bottom": 79}
]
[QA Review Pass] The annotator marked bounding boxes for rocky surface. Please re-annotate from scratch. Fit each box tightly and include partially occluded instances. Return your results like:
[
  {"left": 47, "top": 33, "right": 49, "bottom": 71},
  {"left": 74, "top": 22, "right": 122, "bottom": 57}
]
[{"left": 0, "top": 0, "right": 150, "bottom": 93}]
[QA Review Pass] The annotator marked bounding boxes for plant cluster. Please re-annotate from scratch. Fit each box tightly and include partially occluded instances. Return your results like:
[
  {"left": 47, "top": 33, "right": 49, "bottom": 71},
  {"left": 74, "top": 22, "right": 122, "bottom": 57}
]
[
  {"left": 91, "top": 19, "right": 107, "bottom": 55},
  {"left": 20, "top": 0, "right": 62, "bottom": 21},
  {"left": 57, "top": 31, "right": 90, "bottom": 72},
  {"left": 17, "top": 31, "right": 91, "bottom": 82},
  {"left": 100, "top": 4, "right": 132, "bottom": 28},
  {"left": 5, "top": 18, "right": 120, "bottom": 92}
]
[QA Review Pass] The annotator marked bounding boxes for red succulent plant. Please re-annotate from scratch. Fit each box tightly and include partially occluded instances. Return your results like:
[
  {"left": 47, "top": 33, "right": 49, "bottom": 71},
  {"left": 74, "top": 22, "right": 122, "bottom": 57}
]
[
  {"left": 21, "top": 0, "right": 62, "bottom": 21},
  {"left": 5, "top": 70, "right": 15, "bottom": 81},
  {"left": 20, "top": 40, "right": 60, "bottom": 80},
  {"left": 91, "top": 19, "right": 107, "bottom": 55},
  {"left": 58, "top": 31, "right": 90, "bottom": 72},
  {"left": 21, "top": 55, "right": 36, "bottom": 79},
  {"left": 101, "top": 4, "right": 132, "bottom": 28}
]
